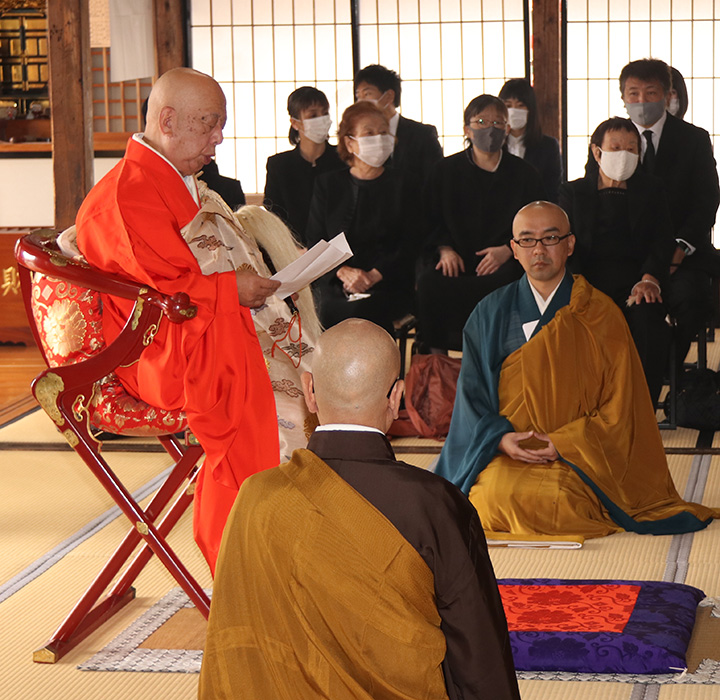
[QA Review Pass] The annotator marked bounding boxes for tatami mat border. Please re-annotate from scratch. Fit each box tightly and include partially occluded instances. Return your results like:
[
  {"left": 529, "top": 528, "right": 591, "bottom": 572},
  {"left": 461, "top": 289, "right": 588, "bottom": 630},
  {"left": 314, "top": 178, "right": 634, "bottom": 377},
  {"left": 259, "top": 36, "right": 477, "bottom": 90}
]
[{"left": 0, "top": 465, "right": 173, "bottom": 604}]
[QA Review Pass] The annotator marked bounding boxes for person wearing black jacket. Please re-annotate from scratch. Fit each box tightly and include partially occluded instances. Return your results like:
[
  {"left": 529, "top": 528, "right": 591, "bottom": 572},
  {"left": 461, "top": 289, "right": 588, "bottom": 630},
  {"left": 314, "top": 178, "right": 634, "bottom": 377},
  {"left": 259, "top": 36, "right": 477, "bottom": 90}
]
[
  {"left": 619, "top": 58, "right": 720, "bottom": 367},
  {"left": 416, "top": 95, "right": 545, "bottom": 351},
  {"left": 560, "top": 117, "right": 676, "bottom": 406},
  {"left": 305, "top": 102, "right": 413, "bottom": 334},
  {"left": 264, "top": 86, "right": 343, "bottom": 245},
  {"left": 499, "top": 78, "right": 563, "bottom": 203}
]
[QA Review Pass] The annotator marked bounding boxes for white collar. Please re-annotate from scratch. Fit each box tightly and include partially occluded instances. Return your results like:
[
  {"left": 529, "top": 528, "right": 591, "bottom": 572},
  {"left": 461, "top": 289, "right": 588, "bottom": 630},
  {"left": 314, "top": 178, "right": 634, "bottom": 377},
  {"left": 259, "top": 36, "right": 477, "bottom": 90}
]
[
  {"left": 389, "top": 112, "right": 400, "bottom": 136},
  {"left": 315, "top": 424, "right": 384, "bottom": 435},
  {"left": 528, "top": 275, "right": 563, "bottom": 314},
  {"left": 132, "top": 133, "right": 199, "bottom": 205},
  {"left": 521, "top": 276, "right": 564, "bottom": 341},
  {"left": 631, "top": 109, "right": 667, "bottom": 154}
]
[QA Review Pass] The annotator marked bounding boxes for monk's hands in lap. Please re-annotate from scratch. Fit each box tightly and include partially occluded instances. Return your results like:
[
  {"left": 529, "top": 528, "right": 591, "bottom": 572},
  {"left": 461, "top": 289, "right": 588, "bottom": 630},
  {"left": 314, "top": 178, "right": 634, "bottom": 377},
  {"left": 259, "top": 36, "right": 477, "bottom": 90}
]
[
  {"left": 626, "top": 275, "right": 662, "bottom": 306},
  {"left": 499, "top": 431, "right": 559, "bottom": 464},
  {"left": 475, "top": 245, "right": 511, "bottom": 276},
  {"left": 436, "top": 247, "right": 465, "bottom": 277},
  {"left": 336, "top": 266, "right": 382, "bottom": 294},
  {"left": 235, "top": 269, "right": 281, "bottom": 308}
]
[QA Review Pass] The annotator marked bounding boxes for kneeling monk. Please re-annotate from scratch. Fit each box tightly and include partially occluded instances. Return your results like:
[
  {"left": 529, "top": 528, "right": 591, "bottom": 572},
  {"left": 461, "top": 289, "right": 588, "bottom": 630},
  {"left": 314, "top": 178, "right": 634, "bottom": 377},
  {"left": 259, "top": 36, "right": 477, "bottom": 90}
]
[
  {"left": 200, "top": 319, "right": 520, "bottom": 700},
  {"left": 436, "top": 201, "right": 719, "bottom": 540}
]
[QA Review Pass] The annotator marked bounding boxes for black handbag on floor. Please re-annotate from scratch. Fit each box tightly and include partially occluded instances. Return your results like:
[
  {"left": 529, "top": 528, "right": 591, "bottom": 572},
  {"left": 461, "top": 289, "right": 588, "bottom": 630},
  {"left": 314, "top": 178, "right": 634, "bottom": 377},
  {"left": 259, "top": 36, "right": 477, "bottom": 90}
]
[{"left": 675, "top": 368, "right": 720, "bottom": 430}]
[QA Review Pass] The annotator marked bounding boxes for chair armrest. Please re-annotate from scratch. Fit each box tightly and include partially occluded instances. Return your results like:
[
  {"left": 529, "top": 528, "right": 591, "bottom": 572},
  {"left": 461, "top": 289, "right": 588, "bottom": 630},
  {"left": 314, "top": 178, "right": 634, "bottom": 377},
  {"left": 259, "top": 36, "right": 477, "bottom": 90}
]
[{"left": 14, "top": 230, "right": 197, "bottom": 323}]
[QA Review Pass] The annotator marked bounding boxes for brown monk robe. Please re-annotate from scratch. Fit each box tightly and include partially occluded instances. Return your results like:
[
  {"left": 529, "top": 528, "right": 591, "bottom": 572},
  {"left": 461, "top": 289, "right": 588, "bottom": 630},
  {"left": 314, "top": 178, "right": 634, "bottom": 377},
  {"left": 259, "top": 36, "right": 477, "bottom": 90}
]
[{"left": 199, "top": 319, "right": 520, "bottom": 700}]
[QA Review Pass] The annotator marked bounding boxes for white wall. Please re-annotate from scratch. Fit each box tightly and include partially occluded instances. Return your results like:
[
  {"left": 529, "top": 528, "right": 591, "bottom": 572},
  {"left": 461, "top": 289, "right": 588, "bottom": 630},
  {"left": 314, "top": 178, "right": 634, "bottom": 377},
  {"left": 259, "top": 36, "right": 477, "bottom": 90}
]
[{"left": 0, "top": 157, "right": 121, "bottom": 228}]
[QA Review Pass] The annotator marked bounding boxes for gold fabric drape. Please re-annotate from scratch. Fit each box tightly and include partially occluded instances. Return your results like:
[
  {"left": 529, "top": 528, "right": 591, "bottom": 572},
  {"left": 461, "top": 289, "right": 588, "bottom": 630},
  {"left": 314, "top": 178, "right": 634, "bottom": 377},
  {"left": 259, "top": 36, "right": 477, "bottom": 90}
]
[
  {"left": 470, "top": 276, "right": 719, "bottom": 538},
  {"left": 199, "top": 448, "right": 449, "bottom": 700}
]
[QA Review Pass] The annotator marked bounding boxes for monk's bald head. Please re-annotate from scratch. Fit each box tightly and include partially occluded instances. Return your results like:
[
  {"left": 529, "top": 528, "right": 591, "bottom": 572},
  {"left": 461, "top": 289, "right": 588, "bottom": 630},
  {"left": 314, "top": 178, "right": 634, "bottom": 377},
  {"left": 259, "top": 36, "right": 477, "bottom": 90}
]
[
  {"left": 304, "top": 319, "right": 402, "bottom": 429},
  {"left": 144, "top": 68, "right": 226, "bottom": 176},
  {"left": 513, "top": 201, "right": 570, "bottom": 237},
  {"left": 511, "top": 201, "right": 575, "bottom": 295}
]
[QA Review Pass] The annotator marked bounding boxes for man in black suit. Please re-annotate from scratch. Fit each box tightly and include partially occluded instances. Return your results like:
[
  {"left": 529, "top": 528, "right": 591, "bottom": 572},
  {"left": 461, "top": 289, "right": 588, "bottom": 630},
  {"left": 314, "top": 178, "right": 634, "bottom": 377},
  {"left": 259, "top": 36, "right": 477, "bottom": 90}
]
[
  {"left": 355, "top": 64, "right": 442, "bottom": 188},
  {"left": 620, "top": 58, "right": 720, "bottom": 365},
  {"left": 201, "top": 318, "right": 520, "bottom": 700}
]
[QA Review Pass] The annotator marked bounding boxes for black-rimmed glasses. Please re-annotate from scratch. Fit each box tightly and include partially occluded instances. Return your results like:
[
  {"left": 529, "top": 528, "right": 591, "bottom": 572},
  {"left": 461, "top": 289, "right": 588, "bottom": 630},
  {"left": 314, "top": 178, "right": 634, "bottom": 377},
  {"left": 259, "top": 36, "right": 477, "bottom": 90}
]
[
  {"left": 512, "top": 233, "right": 572, "bottom": 248},
  {"left": 468, "top": 117, "right": 507, "bottom": 129}
]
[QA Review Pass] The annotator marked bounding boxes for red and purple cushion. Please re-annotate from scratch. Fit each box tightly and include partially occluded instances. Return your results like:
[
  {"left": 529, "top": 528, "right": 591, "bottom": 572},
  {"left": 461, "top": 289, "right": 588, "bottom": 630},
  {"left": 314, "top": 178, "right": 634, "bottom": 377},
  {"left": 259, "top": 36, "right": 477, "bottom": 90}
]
[
  {"left": 31, "top": 273, "right": 187, "bottom": 436},
  {"left": 498, "top": 578, "right": 704, "bottom": 674}
]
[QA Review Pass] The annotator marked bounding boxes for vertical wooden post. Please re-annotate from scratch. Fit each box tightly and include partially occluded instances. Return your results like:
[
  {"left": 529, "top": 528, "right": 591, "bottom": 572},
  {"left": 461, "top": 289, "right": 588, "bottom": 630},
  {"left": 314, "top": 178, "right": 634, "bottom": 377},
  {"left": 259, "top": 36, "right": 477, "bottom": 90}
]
[
  {"left": 47, "top": 0, "right": 94, "bottom": 231},
  {"left": 531, "top": 0, "right": 562, "bottom": 143},
  {"left": 155, "top": 0, "right": 187, "bottom": 75}
]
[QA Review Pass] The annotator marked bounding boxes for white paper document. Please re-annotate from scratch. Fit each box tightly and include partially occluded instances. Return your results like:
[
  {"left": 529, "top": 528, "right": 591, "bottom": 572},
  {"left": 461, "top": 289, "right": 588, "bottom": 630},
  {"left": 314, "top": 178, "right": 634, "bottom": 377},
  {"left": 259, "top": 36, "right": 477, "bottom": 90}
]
[{"left": 271, "top": 232, "right": 353, "bottom": 299}]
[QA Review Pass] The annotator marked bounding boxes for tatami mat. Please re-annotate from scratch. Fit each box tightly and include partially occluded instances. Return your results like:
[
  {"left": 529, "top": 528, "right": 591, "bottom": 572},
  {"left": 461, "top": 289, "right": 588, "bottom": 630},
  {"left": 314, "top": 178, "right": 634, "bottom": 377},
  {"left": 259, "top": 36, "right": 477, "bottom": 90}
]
[
  {"left": 2, "top": 352, "right": 720, "bottom": 700},
  {"left": 1, "top": 449, "right": 175, "bottom": 584}
]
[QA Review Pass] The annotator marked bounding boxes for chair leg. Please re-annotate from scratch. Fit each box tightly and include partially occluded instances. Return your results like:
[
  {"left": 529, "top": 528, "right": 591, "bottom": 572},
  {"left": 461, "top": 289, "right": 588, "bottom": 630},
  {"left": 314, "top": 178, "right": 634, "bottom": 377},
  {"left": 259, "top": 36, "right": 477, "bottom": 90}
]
[
  {"left": 659, "top": 325, "right": 677, "bottom": 431},
  {"left": 33, "top": 442, "right": 208, "bottom": 663}
]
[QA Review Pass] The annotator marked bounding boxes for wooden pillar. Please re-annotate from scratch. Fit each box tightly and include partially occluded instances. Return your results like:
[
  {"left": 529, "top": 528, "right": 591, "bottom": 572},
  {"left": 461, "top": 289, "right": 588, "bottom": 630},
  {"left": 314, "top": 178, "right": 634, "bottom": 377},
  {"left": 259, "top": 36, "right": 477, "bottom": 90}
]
[
  {"left": 47, "top": 0, "right": 94, "bottom": 231},
  {"left": 531, "top": 0, "right": 562, "bottom": 143},
  {"left": 155, "top": 0, "right": 187, "bottom": 75}
]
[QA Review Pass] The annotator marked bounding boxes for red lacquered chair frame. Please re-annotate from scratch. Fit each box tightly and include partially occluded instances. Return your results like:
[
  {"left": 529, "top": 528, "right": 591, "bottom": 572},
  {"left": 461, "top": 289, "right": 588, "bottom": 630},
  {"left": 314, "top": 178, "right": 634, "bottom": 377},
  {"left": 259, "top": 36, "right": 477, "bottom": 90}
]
[{"left": 15, "top": 230, "right": 211, "bottom": 664}]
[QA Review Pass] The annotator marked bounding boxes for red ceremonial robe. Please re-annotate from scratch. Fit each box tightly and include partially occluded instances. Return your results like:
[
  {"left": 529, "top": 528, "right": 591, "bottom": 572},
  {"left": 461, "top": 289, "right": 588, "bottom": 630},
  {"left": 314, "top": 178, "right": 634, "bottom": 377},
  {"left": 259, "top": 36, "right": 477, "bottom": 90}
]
[{"left": 76, "top": 138, "right": 280, "bottom": 574}]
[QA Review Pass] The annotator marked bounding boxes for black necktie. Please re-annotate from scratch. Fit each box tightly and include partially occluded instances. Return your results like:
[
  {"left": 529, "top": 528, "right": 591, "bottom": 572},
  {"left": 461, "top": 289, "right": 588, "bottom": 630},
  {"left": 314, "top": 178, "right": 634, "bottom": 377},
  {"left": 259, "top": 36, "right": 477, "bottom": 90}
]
[{"left": 643, "top": 130, "right": 656, "bottom": 173}]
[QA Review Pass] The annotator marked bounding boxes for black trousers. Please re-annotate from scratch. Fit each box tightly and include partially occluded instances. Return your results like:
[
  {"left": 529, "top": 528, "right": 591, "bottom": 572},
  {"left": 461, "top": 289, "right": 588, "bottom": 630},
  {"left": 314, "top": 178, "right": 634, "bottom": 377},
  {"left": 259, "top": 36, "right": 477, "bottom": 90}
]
[
  {"left": 416, "top": 258, "right": 523, "bottom": 351},
  {"left": 664, "top": 266, "right": 713, "bottom": 368}
]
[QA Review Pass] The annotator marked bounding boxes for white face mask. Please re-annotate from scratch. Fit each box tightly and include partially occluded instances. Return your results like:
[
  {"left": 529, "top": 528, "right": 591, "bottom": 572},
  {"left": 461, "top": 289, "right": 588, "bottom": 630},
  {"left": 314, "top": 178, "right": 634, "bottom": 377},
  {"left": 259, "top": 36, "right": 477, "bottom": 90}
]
[
  {"left": 507, "top": 107, "right": 528, "bottom": 130},
  {"left": 350, "top": 133, "right": 395, "bottom": 167},
  {"left": 599, "top": 149, "right": 639, "bottom": 182},
  {"left": 359, "top": 90, "right": 390, "bottom": 109},
  {"left": 668, "top": 97, "right": 681, "bottom": 117},
  {"left": 302, "top": 114, "right": 332, "bottom": 144}
]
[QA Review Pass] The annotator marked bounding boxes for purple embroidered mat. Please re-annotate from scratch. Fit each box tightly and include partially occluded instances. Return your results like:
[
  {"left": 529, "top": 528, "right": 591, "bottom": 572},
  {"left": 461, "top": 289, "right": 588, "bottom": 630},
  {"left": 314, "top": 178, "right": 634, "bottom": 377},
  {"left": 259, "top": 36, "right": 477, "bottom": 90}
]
[{"left": 497, "top": 578, "right": 705, "bottom": 674}]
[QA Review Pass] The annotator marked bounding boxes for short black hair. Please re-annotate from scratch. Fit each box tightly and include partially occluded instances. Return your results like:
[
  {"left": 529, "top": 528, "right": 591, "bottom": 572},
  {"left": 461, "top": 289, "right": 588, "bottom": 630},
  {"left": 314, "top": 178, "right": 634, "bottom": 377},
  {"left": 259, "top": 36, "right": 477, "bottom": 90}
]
[
  {"left": 354, "top": 64, "right": 401, "bottom": 107},
  {"left": 584, "top": 116, "right": 640, "bottom": 177},
  {"left": 619, "top": 58, "right": 672, "bottom": 95},
  {"left": 463, "top": 94, "right": 508, "bottom": 125},
  {"left": 286, "top": 86, "right": 330, "bottom": 145}
]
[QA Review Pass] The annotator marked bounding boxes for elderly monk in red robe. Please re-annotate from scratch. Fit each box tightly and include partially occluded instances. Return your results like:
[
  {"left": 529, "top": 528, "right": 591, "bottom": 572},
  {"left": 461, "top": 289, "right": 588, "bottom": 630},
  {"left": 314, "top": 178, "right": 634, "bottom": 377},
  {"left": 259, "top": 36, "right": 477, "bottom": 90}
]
[
  {"left": 199, "top": 319, "right": 520, "bottom": 700},
  {"left": 437, "top": 201, "right": 719, "bottom": 541},
  {"left": 76, "top": 68, "right": 281, "bottom": 574}
]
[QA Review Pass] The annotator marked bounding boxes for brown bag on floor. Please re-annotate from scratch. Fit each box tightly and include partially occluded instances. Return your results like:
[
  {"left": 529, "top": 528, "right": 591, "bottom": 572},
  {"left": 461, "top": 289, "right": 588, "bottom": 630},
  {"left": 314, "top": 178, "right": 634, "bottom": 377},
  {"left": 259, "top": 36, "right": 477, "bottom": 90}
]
[{"left": 389, "top": 354, "right": 462, "bottom": 439}]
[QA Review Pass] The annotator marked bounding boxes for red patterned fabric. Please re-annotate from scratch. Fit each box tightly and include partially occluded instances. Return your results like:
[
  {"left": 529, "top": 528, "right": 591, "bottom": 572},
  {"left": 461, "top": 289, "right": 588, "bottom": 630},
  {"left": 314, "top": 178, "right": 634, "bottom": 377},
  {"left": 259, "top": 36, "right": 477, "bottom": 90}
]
[
  {"left": 31, "top": 273, "right": 104, "bottom": 367},
  {"left": 499, "top": 583, "right": 641, "bottom": 633},
  {"left": 31, "top": 273, "right": 187, "bottom": 436}
]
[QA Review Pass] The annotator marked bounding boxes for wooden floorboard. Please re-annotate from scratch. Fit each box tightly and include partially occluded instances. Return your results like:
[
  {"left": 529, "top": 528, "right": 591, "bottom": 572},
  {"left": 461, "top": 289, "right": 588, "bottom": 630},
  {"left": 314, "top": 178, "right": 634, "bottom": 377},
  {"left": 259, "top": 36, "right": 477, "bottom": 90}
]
[{"left": 0, "top": 344, "right": 44, "bottom": 426}]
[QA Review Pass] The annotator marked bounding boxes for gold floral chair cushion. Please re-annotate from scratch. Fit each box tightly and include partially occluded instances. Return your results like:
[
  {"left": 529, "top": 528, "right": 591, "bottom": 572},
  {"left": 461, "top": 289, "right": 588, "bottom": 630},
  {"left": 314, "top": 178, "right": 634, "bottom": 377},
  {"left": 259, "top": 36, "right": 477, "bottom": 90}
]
[{"left": 31, "top": 274, "right": 187, "bottom": 436}]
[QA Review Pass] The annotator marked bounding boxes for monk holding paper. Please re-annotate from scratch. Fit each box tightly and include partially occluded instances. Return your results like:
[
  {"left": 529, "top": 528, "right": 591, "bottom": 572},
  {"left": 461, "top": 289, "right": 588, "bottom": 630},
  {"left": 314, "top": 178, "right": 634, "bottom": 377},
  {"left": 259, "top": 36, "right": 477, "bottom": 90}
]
[{"left": 76, "top": 68, "right": 294, "bottom": 574}]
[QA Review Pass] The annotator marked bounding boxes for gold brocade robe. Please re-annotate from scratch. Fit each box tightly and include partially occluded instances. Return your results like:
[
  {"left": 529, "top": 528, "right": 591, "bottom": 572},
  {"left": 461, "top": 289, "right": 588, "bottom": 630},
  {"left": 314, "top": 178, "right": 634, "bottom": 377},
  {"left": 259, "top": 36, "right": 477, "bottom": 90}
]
[
  {"left": 468, "top": 276, "right": 720, "bottom": 538},
  {"left": 199, "top": 448, "right": 449, "bottom": 700}
]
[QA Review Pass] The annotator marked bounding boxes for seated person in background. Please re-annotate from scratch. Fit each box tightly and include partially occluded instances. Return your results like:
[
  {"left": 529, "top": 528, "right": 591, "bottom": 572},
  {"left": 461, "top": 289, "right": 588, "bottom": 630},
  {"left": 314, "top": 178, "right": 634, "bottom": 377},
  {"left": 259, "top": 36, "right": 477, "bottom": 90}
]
[
  {"left": 264, "top": 86, "right": 343, "bottom": 245},
  {"left": 559, "top": 117, "right": 675, "bottom": 407},
  {"left": 198, "top": 158, "right": 245, "bottom": 211},
  {"left": 499, "top": 78, "right": 563, "bottom": 202},
  {"left": 416, "top": 94, "right": 545, "bottom": 351},
  {"left": 620, "top": 58, "right": 720, "bottom": 368},
  {"left": 668, "top": 66, "right": 688, "bottom": 120},
  {"left": 436, "top": 201, "right": 719, "bottom": 541},
  {"left": 77, "top": 68, "right": 283, "bottom": 574},
  {"left": 199, "top": 319, "right": 520, "bottom": 700},
  {"left": 305, "top": 101, "right": 413, "bottom": 334}
]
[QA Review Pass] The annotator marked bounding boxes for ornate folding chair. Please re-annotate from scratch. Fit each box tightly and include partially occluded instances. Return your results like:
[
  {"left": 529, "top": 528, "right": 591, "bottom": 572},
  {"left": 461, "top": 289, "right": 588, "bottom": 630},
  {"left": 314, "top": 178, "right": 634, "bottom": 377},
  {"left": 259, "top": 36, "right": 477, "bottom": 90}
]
[{"left": 15, "top": 229, "right": 210, "bottom": 663}]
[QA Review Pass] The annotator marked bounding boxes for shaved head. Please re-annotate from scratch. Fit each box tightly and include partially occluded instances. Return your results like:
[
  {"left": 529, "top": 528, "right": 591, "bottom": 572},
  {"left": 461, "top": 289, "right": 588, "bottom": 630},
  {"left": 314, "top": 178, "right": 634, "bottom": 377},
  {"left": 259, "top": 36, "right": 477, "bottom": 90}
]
[
  {"left": 511, "top": 201, "right": 575, "bottom": 298},
  {"left": 302, "top": 319, "right": 402, "bottom": 431},
  {"left": 144, "top": 68, "right": 226, "bottom": 176}
]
